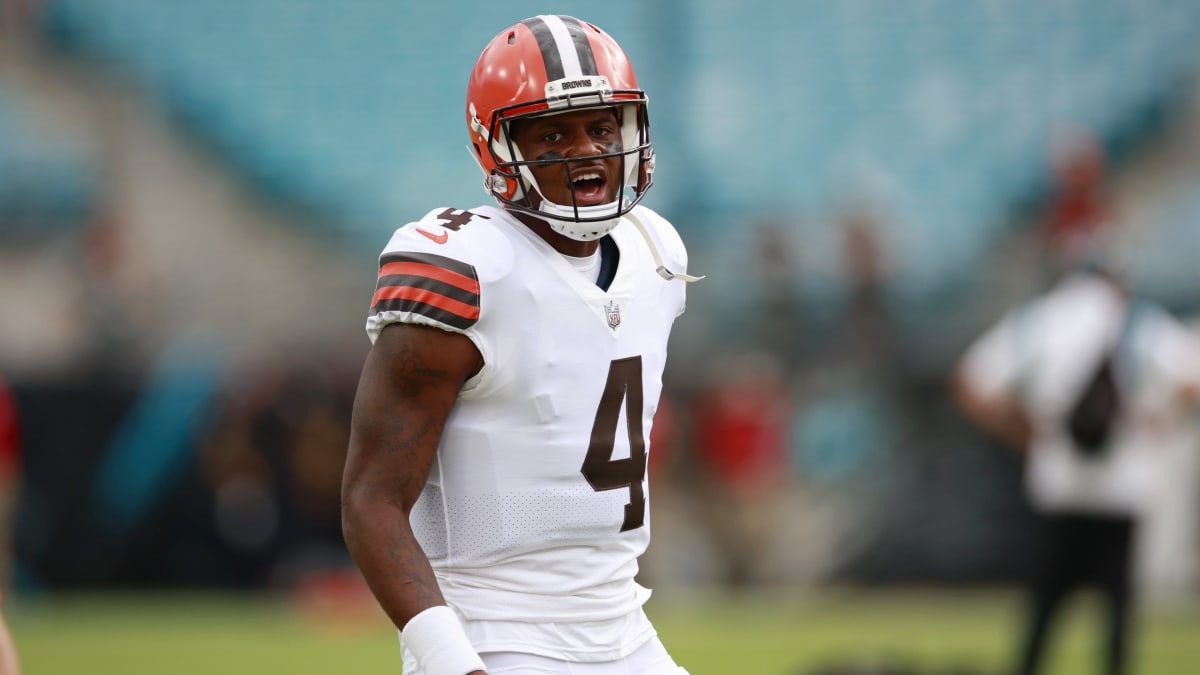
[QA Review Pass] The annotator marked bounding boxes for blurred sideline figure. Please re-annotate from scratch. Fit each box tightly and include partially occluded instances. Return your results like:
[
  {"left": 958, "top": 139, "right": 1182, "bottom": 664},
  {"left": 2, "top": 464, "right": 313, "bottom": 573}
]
[
  {"left": 1040, "top": 124, "right": 1115, "bottom": 279},
  {"left": 689, "top": 352, "right": 792, "bottom": 586},
  {"left": 342, "top": 15, "right": 697, "bottom": 675},
  {"left": 0, "top": 607, "right": 19, "bottom": 675},
  {"left": 952, "top": 254, "right": 1200, "bottom": 675},
  {"left": 0, "top": 375, "right": 18, "bottom": 589},
  {"left": 0, "top": 376, "right": 19, "bottom": 675}
]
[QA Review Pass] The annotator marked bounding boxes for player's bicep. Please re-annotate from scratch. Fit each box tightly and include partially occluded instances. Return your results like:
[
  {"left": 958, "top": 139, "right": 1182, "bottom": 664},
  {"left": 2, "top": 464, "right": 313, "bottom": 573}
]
[{"left": 344, "top": 322, "right": 482, "bottom": 511}]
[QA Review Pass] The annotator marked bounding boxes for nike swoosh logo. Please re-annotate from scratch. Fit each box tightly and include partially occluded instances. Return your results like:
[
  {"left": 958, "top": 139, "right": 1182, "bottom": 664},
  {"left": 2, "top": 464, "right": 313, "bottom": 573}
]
[{"left": 416, "top": 228, "right": 448, "bottom": 244}]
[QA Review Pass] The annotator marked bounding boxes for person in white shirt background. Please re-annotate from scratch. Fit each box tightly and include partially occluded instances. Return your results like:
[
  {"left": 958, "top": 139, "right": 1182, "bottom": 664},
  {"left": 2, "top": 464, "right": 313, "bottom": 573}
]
[{"left": 952, "top": 250, "right": 1200, "bottom": 675}]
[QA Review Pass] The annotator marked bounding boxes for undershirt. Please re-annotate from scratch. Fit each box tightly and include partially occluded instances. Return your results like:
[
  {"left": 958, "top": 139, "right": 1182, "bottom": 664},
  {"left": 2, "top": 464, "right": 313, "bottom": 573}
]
[
  {"left": 563, "top": 249, "right": 601, "bottom": 284},
  {"left": 561, "top": 235, "right": 620, "bottom": 289}
]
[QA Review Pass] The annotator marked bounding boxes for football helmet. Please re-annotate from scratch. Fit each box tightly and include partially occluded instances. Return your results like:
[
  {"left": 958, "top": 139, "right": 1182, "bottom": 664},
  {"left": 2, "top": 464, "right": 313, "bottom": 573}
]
[{"left": 466, "top": 15, "right": 654, "bottom": 241}]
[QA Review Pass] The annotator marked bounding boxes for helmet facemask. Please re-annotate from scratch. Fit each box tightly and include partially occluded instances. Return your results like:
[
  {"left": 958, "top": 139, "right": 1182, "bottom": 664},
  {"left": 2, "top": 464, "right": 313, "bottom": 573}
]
[{"left": 471, "top": 81, "right": 654, "bottom": 241}]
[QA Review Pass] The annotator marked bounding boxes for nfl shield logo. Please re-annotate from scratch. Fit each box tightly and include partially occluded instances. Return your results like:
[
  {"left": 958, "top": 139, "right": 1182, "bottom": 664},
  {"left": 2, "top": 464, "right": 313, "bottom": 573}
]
[{"left": 604, "top": 300, "right": 621, "bottom": 330}]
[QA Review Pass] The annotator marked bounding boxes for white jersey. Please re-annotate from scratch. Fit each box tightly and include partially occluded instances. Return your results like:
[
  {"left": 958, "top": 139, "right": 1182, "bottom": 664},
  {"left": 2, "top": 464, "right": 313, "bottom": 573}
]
[
  {"left": 958, "top": 273, "right": 1200, "bottom": 516},
  {"left": 366, "top": 204, "right": 688, "bottom": 660}
]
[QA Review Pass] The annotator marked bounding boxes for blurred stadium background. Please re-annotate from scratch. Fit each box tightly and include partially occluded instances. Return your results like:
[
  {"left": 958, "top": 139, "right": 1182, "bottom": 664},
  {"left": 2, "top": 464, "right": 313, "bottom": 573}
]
[{"left": 2, "top": 0, "right": 1200, "bottom": 673}]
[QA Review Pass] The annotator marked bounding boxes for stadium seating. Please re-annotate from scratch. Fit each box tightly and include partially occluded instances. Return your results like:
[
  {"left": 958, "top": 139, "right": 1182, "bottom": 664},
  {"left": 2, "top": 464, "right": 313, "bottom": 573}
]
[
  {"left": 0, "top": 84, "right": 96, "bottom": 238},
  {"left": 40, "top": 0, "right": 1200, "bottom": 307},
  {"left": 41, "top": 1, "right": 636, "bottom": 243},
  {"left": 1127, "top": 166, "right": 1200, "bottom": 312}
]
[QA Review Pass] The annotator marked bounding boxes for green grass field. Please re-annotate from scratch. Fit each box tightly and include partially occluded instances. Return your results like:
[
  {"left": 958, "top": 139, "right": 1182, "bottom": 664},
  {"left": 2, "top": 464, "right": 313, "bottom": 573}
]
[{"left": 8, "top": 587, "right": 1200, "bottom": 674}]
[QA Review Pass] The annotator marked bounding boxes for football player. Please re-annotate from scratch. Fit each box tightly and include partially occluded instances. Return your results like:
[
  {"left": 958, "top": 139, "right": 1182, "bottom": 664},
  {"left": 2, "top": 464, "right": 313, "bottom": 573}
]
[{"left": 341, "top": 15, "right": 697, "bottom": 675}]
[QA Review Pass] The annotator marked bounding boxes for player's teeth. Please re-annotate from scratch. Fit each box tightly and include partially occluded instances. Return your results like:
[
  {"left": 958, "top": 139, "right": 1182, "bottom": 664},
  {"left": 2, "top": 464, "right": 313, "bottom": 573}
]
[{"left": 573, "top": 173, "right": 601, "bottom": 183}]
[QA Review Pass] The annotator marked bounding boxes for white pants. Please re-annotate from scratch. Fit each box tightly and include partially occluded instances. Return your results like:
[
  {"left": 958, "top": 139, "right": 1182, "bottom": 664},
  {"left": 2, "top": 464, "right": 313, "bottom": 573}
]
[{"left": 482, "top": 636, "right": 688, "bottom": 675}]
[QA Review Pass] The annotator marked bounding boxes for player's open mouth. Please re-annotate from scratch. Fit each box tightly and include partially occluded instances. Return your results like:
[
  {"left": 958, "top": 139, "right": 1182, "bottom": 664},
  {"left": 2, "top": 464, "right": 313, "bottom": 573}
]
[{"left": 570, "top": 170, "right": 608, "bottom": 205}]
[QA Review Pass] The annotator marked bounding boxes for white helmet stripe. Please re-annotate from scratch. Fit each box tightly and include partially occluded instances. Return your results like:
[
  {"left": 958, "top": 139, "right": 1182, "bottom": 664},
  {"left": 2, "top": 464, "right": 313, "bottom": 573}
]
[{"left": 538, "top": 14, "right": 586, "bottom": 79}]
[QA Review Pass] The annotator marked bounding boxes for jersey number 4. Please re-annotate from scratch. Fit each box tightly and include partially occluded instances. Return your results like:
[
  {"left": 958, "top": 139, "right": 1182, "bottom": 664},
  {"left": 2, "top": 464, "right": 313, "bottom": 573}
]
[{"left": 581, "top": 356, "right": 647, "bottom": 532}]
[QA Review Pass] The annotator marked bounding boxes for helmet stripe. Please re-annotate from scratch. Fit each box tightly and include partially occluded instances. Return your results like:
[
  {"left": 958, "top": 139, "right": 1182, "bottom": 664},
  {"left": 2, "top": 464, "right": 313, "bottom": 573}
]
[
  {"left": 522, "top": 15, "right": 598, "bottom": 82},
  {"left": 557, "top": 15, "right": 599, "bottom": 76}
]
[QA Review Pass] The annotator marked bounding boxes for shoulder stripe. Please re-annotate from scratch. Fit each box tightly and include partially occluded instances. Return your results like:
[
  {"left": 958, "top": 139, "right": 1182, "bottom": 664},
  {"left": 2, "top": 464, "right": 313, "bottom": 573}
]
[
  {"left": 377, "top": 273, "right": 478, "bottom": 306},
  {"left": 372, "top": 252, "right": 480, "bottom": 329},
  {"left": 381, "top": 251, "right": 476, "bottom": 280},
  {"left": 371, "top": 290, "right": 480, "bottom": 330},
  {"left": 379, "top": 261, "right": 478, "bottom": 295}
]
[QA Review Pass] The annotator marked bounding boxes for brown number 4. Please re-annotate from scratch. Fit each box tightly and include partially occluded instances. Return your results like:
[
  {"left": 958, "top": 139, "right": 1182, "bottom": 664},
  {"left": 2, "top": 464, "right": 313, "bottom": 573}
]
[{"left": 581, "top": 356, "right": 647, "bottom": 532}]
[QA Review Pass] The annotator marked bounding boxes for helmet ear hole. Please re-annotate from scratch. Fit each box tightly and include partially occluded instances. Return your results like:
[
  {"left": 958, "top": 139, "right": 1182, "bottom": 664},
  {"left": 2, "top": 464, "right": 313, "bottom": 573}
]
[{"left": 507, "top": 31, "right": 516, "bottom": 45}]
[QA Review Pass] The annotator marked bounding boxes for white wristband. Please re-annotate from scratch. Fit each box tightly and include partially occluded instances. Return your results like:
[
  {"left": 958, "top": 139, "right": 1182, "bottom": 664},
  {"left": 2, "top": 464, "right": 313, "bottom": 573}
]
[{"left": 401, "top": 605, "right": 486, "bottom": 675}]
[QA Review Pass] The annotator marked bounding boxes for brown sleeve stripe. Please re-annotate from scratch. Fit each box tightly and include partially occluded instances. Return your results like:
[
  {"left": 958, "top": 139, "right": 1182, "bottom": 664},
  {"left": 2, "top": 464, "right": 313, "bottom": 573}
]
[
  {"left": 372, "top": 288, "right": 480, "bottom": 329},
  {"left": 381, "top": 251, "right": 477, "bottom": 281},
  {"left": 371, "top": 252, "right": 480, "bottom": 330},
  {"left": 378, "top": 261, "right": 478, "bottom": 294}
]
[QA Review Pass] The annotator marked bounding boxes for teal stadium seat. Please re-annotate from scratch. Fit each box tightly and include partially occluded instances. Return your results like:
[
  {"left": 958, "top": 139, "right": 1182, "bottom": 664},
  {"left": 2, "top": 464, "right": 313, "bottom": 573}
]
[
  {"left": 41, "top": 0, "right": 1200, "bottom": 314},
  {"left": 0, "top": 86, "right": 96, "bottom": 238}
]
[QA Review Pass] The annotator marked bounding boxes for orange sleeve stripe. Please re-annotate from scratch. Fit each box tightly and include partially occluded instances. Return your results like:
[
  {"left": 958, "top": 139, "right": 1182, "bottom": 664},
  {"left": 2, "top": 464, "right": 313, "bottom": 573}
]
[
  {"left": 371, "top": 285, "right": 481, "bottom": 320},
  {"left": 378, "top": 261, "right": 480, "bottom": 295}
]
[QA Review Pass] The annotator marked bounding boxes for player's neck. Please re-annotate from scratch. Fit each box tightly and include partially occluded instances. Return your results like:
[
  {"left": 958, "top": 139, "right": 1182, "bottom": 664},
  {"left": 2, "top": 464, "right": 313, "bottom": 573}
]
[{"left": 511, "top": 211, "right": 600, "bottom": 258}]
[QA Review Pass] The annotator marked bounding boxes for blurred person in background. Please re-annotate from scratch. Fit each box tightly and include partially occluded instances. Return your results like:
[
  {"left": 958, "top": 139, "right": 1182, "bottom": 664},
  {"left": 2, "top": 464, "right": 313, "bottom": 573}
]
[
  {"left": 0, "top": 375, "right": 20, "bottom": 675},
  {"left": 0, "top": 607, "right": 19, "bottom": 675},
  {"left": 952, "top": 251, "right": 1200, "bottom": 675},
  {"left": 747, "top": 219, "right": 807, "bottom": 376},
  {"left": 689, "top": 352, "right": 792, "bottom": 586},
  {"left": 0, "top": 374, "right": 18, "bottom": 589},
  {"left": 341, "top": 14, "right": 698, "bottom": 675},
  {"left": 835, "top": 201, "right": 893, "bottom": 370},
  {"left": 1039, "top": 124, "right": 1116, "bottom": 282},
  {"left": 197, "top": 361, "right": 352, "bottom": 588}
]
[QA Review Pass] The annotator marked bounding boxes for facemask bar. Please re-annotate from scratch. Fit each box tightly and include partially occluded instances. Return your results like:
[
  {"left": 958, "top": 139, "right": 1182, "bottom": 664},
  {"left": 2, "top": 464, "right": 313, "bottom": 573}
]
[
  {"left": 507, "top": 131, "right": 635, "bottom": 224},
  {"left": 480, "top": 92, "right": 652, "bottom": 225}
]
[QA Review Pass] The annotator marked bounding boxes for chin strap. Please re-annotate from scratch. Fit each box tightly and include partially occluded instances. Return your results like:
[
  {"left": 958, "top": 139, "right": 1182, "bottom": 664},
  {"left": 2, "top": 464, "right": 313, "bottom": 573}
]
[{"left": 626, "top": 212, "right": 704, "bottom": 283}]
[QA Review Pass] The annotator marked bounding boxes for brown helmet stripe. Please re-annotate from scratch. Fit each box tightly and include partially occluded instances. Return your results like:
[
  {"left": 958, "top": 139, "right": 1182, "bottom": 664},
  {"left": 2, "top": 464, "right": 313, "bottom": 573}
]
[{"left": 520, "top": 15, "right": 599, "bottom": 82}]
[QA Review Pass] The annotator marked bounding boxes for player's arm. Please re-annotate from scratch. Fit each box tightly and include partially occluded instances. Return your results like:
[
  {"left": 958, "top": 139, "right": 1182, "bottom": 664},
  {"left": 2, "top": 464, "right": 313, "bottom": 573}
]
[
  {"left": 0, "top": 603, "right": 20, "bottom": 675},
  {"left": 341, "top": 321, "right": 486, "bottom": 675},
  {"left": 950, "top": 368, "right": 1032, "bottom": 454}
]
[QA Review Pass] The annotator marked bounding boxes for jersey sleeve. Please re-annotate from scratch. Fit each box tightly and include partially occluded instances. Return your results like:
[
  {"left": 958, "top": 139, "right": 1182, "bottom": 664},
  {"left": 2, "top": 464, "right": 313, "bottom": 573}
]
[
  {"left": 1140, "top": 307, "right": 1200, "bottom": 392},
  {"left": 958, "top": 304, "right": 1031, "bottom": 401},
  {"left": 365, "top": 209, "right": 483, "bottom": 343}
]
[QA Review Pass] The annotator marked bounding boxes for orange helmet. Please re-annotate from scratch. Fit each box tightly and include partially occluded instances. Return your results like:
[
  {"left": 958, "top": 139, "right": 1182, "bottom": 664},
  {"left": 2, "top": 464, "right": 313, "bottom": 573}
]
[{"left": 466, "top": 15, "right": 654, "bottom": 240}]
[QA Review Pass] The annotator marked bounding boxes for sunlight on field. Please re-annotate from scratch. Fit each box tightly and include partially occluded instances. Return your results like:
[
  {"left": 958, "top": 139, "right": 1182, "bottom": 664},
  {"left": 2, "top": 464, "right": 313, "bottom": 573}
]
[{"left": 7, "top": 588, "right": 1199, "bottom": 675}]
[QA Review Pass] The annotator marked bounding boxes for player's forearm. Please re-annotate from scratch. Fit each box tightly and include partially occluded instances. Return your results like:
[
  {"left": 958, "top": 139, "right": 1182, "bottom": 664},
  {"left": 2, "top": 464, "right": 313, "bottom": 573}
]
[
  {"left": 343, "top": 497, "right": 487, "bottom": 674},
  {"left": 979, "top": 410, "right": 1032, "bottom": 452},
  {"left": 952, "top": 374, "right": 1032, "bottom": 453},
  {"left": 342, "top": 493, "right": 446, "bottom": 629}
]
